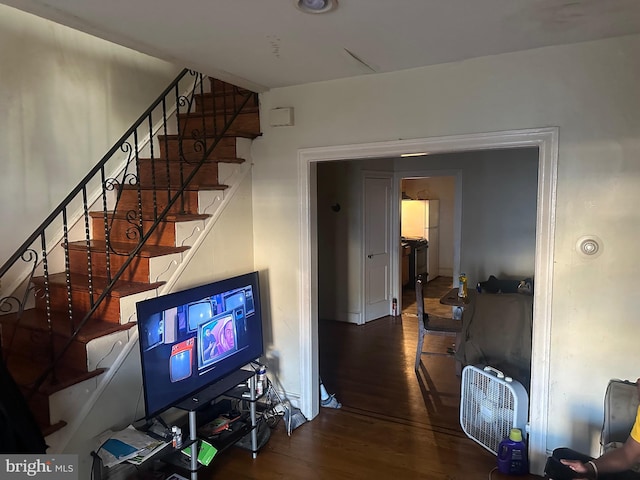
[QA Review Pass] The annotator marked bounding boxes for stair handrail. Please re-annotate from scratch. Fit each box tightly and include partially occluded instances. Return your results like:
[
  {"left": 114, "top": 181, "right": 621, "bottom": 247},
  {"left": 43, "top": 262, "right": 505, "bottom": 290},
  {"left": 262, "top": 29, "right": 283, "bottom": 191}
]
[{"left": 0, "top": 68, "right": 258, "bottom": 402}]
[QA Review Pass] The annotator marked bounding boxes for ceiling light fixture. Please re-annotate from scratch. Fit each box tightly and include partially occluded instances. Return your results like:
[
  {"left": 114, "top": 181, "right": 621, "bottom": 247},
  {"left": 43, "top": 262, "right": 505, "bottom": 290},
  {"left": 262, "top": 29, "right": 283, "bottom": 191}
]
[{"left": 296, "top": 0, "right": 338, "bottom": 14}]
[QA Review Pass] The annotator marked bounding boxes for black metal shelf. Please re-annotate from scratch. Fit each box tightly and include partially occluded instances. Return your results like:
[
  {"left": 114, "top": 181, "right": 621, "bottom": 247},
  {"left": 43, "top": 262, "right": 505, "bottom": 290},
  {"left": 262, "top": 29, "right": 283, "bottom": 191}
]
[{"left": 105, "top": 367, "right": 264, "bottom": 479}]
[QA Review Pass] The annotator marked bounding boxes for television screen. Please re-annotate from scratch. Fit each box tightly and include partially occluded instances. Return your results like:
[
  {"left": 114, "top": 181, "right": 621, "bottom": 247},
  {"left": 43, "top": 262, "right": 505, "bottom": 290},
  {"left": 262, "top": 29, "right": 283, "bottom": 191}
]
[{"left": 136, "top": 271, "right": 264, "bottom": 419}]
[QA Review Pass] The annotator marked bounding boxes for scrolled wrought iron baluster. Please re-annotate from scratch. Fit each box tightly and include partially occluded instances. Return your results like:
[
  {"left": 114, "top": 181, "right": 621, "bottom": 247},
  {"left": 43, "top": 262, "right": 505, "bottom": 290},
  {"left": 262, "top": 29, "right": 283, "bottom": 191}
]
[
  {"left": 221, "top": 81, "right": 229, "bottom": 137},
  {"left": 210, "top": 78, "right": 219, "bottom": 136},
  {"left": 161, "top": 97, "right": 171, "bottom": 197},
  {"left": 39, "top": 232, "right": 58, "bottom": 387},
  {"left": 0, "top": 295, "right": 20, "bottom": 315},
  {"left": 132, "top": 129, "right": 144, "bottom": 248},
  {"left": 124, "top": 209, "right": 143, "bottom": 243},
  {"left": 0, "top": 249, "right": 39, "bottom": 365},
  {"left": 81, "top": 185, "right": 94, "bottom": 320},
  {"left": 190, "top": 129, "right": 207, "bottom": 161},
  {"left": 61, "top": 207, "right": 74, "bottom": 335},
  {"left": 111, "top": 142, "right": 136, "bottom": 211},
  {"left": 197, "top": 73, "right": 207, "bottom": 140},
  {"left": 174, "top": 83, "right": 184, "bottom": 213},
  {"left": 102, "top": 174, "right": 118, "bottom": 282},
  {"left": 147, "top": 113, "right": 159, "bottom": 222},
  {"left": 105, "top": 142, "right": 141, "bottom": 257},
  {"left": 173, "top": 72, "right": 204, "bottom": 214}
]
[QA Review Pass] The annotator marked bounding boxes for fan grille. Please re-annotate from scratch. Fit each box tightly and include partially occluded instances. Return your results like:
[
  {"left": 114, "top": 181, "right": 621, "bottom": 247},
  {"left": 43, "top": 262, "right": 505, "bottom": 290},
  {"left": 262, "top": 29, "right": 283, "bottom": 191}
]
[{"left": 460, "top": 367, "right": 518, "bottom": 455}]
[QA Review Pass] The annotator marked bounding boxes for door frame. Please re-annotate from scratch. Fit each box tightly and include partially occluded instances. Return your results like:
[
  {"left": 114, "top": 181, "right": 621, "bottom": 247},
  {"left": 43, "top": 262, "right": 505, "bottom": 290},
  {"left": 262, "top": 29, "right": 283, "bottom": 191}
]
[{"left": 298, "top": 127, "right": 558, "bottom": 475}]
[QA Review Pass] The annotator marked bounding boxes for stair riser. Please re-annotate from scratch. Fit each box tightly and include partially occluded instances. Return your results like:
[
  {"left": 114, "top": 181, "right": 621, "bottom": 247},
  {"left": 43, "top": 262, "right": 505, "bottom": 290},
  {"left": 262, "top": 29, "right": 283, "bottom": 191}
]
[
  {"left": 195, "top": 89, "right": 258, "bottom": 113},
  {"left": 111, "top": 188, "right": 202, "bottom": 216},
  {"left": 2, "top": 324, "right": 88, "bottom": 371},
  {"left": 68, "top": 248, "right": 151, "bottom": 283},
  {"left": 34, "top": 286, "right": 121, "bottom": 323},
  {"left": 137, "top": 159, "right": 219, "bottom": 188},
  {"left": 158, "top": 135, "right": 237, "bottom": 160},
  {"left": 179, "top": 112, "right": 260, "bottom": 138},
  {"left": 210, "top": 78, "right": 252, "bottom": 91},
  {"left": 92, "top": 216, "right": 178, "bottom": 247},
  {"left": 48, "top": 373, "right": 101, "bottom": 426}
]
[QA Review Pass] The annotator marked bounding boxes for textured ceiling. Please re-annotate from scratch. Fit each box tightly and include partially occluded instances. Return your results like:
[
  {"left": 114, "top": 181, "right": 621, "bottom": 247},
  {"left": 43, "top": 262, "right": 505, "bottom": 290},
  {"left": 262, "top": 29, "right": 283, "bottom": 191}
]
[{"left": 2, "top": 0, "right": 640, "bottom": 91}]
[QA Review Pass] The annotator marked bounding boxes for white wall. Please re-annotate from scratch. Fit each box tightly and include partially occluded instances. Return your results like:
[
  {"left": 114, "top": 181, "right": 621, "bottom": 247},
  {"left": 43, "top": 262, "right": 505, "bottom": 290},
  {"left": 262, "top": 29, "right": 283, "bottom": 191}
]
[
  {"left": 172, "top": 173, "right": 256, "bottom": 293},
  {"left": 0, "top": 4, "right": 180, "bottom": 267},
  {"left": 251, "top": 34, "right": 640, "bottom": 459}
]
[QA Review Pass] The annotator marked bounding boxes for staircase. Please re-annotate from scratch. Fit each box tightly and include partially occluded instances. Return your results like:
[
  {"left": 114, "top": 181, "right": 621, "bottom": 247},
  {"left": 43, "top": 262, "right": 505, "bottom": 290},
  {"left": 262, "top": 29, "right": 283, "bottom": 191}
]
[{"left": 0, "top": 72, "right": 261, "bottom": 442}]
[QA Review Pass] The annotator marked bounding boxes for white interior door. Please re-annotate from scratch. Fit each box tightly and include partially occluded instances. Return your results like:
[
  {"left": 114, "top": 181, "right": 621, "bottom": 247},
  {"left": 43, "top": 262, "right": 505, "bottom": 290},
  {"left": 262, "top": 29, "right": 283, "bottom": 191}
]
[{"left": 363, "top": 173, "right": 392, "bottom": 323}]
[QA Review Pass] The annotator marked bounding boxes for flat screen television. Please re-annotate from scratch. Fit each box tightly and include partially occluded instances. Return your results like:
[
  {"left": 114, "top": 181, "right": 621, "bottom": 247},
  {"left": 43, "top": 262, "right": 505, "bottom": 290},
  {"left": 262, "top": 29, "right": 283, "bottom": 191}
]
[{"left": 136, "top": 271, "right": 264, "bottom": 419}]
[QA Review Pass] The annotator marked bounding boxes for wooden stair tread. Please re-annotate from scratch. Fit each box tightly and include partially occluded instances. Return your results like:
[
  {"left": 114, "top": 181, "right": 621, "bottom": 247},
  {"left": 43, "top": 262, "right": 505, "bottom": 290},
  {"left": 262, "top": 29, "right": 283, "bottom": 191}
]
[
  {"left": 115, "top": 183, "right": 228, "bottom": 192},
  {"left": 198, "top": 88, "right": 256, "bottom": 97},
  {"left": 31, "top": 272, "right": 164, "bottom": 297},
  {"left": 200, "top": 87, "right": 257, "bottom": 97},
  {"left": 135, "top": 184, "right": 228, "bottom": 191},
  {"left": 66, "top": 240, "right": 190, "bottom": 257},
  {"left": 125, "top": 183, "right": 230, "bottom": 191},
  {"left": 0, "top": 308, "right": 135, "bottom": 343},
  {"left": 137, "top": 156, "right": 245, "bottom": 164},
  {"left": 158, "top": 130, "right": 261, "bottom": 140},
  {"left": 6, "top": 354, "right": 106, "bottom": 394},
  {"left": 88, "top": 210, "right": 211, "bottom": 221},
  {"left": 180, "top": 106, "right": 259, "bottom": 116}
]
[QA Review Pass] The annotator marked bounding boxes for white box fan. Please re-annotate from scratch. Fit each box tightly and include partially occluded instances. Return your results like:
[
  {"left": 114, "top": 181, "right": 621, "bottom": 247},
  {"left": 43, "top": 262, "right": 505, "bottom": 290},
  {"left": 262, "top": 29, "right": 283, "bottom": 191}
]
[{"left": 460, "top": 365, "right": 529, "bottom": 455}]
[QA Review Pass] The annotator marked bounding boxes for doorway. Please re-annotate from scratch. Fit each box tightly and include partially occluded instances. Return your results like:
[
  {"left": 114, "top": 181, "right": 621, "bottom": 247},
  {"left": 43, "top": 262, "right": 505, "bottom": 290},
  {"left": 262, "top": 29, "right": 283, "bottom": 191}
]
[
  {"left": 299, "top": 127, "right": 558, "bottom": 475},
  {"left": 400, "top": 175, "right": 457, "bottom": 320}
]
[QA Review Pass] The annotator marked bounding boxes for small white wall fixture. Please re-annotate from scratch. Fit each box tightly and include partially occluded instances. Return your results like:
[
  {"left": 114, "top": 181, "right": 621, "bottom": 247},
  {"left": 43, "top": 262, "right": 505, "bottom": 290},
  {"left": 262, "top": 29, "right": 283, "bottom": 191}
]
[{"left": 298, "top": 127, "right": 558, "bottom": 476}]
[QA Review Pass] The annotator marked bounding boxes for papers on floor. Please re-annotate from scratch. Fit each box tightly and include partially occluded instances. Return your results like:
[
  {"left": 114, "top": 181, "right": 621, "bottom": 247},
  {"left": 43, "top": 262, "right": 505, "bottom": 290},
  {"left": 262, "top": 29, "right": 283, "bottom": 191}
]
[{"left": 97, "top": 425, "right": 169, "bottom": 468}]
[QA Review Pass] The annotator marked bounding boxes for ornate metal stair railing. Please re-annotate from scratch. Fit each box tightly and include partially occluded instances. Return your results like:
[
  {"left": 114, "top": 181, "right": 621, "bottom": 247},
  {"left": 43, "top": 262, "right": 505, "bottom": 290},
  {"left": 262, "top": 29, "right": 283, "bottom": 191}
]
[{"left": 0, "top": 68, "right": 258, "bottom": 400}]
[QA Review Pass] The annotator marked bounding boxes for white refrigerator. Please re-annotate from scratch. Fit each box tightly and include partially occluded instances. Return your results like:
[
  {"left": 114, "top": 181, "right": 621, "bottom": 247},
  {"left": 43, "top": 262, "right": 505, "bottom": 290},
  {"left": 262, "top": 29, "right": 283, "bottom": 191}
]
[{"left": 401, "top": 199, "right": 439, "bottom": 281}]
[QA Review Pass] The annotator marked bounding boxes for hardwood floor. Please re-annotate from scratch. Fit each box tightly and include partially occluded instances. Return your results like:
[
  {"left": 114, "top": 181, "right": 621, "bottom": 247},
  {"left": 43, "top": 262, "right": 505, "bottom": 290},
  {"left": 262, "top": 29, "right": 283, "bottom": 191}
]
[{"left": 196, "top": 277, "right": 541, "bottom": 479}]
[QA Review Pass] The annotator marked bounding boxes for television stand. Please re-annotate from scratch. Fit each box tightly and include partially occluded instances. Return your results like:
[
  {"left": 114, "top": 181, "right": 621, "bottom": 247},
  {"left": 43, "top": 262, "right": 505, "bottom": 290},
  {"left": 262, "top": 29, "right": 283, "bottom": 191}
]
[
  {"left": 164, "top": 369, "right": 258, "bottom": 480},
  {"left": 102, "top": 368, "right": 261, "bottom": 480},
  {"left": 183, "top": 369, "right": 258, "bottom": 478}
]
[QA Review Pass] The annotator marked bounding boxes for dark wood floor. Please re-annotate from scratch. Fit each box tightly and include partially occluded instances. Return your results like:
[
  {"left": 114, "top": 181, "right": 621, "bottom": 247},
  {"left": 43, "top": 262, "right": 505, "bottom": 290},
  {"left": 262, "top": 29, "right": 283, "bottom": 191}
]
[{"left": 195, "top": 277, "right": 541, "bottom": 479}]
